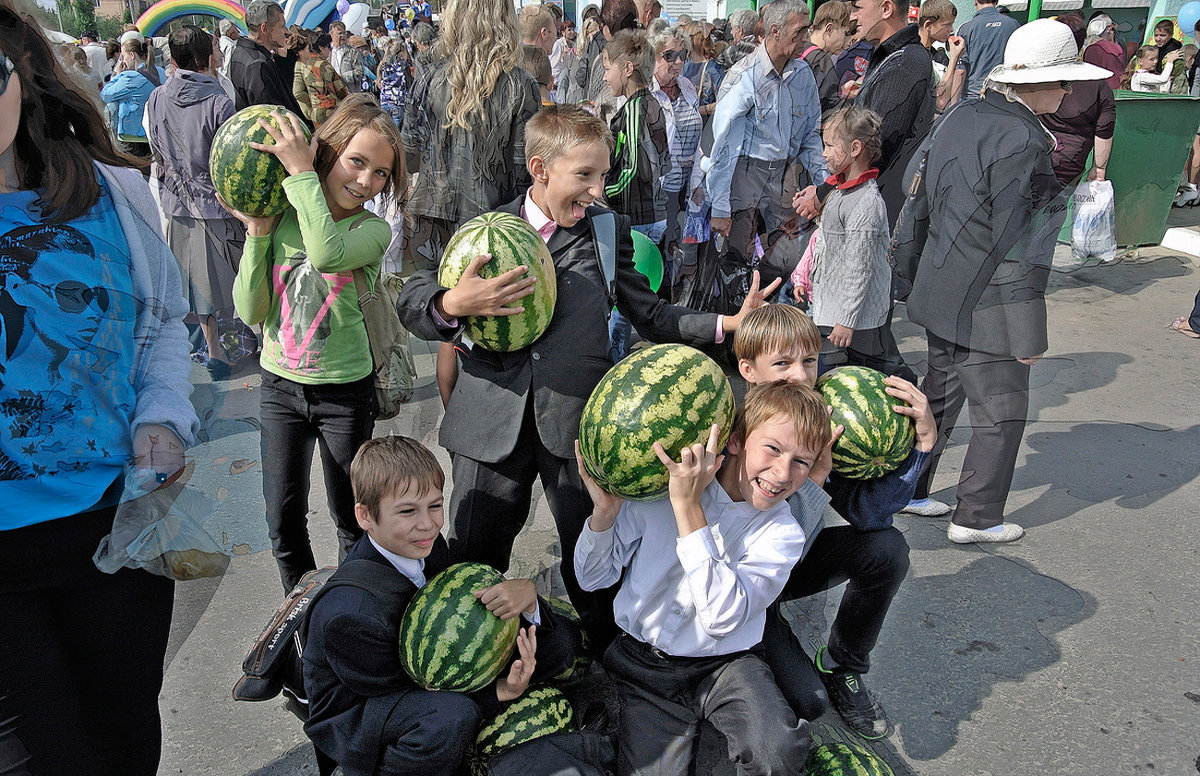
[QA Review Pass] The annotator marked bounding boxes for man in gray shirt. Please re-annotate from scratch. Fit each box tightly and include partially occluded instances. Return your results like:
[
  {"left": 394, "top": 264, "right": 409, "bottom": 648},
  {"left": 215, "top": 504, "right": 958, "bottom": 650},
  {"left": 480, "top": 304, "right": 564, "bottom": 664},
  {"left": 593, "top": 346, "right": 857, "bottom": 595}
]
[{"left": 951, "top": 0, "right": 1020, "bottom": 100}]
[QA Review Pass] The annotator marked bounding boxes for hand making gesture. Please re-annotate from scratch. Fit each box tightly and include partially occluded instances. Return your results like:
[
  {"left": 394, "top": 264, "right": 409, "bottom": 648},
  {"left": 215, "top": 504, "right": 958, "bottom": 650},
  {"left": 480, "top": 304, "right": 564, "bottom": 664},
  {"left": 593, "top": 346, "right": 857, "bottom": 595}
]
[
  {"left": 723, "top": 271, "right": 783, "bottom": 332},
  {"left": 495, "top": 625, "right": 537, "bottom": 702},
  {"left": 654, "top": 424, "right": 724, "bottom": 537}
]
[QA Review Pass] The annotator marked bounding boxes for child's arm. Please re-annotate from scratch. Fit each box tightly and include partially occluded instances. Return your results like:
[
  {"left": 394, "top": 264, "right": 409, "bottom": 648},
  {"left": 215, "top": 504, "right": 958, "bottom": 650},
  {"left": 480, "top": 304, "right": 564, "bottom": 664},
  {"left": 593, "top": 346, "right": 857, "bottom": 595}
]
[
  {"left": 225, "top": 208, "right": 282, "bottom": 326},
  {"left": 572, "top": 441, "right": 636, "bottom": 592},
  {"left": 658, "top": 426, "right": 805, "bottom": 639},
  {"left": 321, "top": 609, "right": 419, "bottom": 697}
]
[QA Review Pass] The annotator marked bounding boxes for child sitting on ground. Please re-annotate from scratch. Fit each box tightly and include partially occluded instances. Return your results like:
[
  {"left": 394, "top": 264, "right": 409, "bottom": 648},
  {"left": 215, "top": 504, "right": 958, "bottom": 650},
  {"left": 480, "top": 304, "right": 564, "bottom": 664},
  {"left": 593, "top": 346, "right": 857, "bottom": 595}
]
[
  {"left": 735, "top": 303, "right": 937, "bottom": 738},
  {"left": 303, "top": 435, "right": 580, "bottom": 774},
  {"left": 574, "top": 381, "right": 830, "bottom": 776}
]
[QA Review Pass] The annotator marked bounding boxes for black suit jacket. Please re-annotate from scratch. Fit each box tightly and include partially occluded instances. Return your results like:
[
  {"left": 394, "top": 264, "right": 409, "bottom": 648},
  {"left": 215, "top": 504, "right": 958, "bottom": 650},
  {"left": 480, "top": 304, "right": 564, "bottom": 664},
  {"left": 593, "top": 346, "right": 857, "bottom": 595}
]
[
  {"left": 397, "top": 197, "right": 720, "bottom": 462},
  {"left": 229, "top": 37, "right": 306, "bottom": 116}
]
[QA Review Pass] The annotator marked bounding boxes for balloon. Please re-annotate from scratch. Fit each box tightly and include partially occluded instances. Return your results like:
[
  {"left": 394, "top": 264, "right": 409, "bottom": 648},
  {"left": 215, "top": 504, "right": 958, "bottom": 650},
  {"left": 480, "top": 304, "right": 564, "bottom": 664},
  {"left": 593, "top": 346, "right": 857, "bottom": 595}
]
[
  {"left": 343, "top": 1, "right": 369, "bottom": 35},
  {"left": 1179, "top": 2, "right": 1200, "bottom": 37},
  {"left": 630, "top": 230, "right": 664, "bottom": 293},
  {"left": 336, "top": 0, "right": 350, "bottom": 15},
  {"left": 385, "top": 17, "right": 394, "bottom": 29}
]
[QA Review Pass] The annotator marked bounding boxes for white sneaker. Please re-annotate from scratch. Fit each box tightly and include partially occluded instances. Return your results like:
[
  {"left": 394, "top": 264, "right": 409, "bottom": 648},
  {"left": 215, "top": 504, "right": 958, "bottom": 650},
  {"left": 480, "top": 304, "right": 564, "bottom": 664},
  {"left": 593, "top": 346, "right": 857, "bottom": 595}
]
[
  {"left": 1173, "top": 185, "right": 1199, "bottom": 207},
  {"left": 900, "top": 498, "right": 952, "bottom": 517},
  {"left": 948, "top": 522, "right": 1025, "bottom": 544}
]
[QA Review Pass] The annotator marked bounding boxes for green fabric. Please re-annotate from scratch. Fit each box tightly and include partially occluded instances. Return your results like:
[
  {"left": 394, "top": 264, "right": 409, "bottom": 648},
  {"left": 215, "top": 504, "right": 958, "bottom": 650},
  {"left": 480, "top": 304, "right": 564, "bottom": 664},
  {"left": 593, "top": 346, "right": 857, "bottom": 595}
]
[{"left": 233, "top": 171, "right": 392, "bottom": 384}]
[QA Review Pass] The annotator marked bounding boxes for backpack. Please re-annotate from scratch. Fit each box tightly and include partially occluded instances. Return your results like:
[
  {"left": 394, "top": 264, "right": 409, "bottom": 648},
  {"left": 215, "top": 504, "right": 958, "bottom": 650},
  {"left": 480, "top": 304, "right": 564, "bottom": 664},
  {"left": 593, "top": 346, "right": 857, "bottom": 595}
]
[
  {"left": 231, "top": 560, "right": 406, "bottom": 714},
  {"left": 352, "top": 266, "right": 418, "bottom": 419}
]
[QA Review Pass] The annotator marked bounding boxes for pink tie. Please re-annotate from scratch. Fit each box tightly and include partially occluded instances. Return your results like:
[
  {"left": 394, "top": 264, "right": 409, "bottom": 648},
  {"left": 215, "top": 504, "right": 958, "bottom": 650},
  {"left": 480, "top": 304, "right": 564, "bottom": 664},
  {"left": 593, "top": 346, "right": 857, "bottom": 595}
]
[{"left": 537, "top": 220, "right": 555, "bottom": 243}]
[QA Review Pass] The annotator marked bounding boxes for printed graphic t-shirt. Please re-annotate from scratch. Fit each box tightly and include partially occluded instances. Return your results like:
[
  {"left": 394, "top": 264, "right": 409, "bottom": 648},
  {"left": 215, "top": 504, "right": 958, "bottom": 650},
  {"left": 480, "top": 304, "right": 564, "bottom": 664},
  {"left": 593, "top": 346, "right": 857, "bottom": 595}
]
[{"left": 0, "top": 185, "right": 137, "bottom": 529}]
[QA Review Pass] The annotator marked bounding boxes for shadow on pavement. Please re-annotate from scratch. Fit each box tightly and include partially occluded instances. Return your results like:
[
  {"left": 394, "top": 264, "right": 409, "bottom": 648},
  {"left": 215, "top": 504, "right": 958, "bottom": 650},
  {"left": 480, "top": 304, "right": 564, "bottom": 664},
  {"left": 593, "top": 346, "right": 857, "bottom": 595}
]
[
  {"left": 1047, "top": 253, "right": 1191, "bottom": 298},
  {"left": 242, "top": 742, "right": 320, "bottom": 775}
]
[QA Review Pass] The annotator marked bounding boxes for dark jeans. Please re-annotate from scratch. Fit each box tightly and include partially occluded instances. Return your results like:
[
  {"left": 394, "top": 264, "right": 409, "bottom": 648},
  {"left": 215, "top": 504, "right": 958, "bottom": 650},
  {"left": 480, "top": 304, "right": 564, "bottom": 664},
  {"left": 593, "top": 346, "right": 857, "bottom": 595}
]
[
  {"left": 259, "top": 370, "right": 376, "bottom": 592},
  {"left": 0, "top": 505, "right": 175, "bottom": 776},
  {"left": 913, "top": 333, "right": 1030, "bottom": 529},
  {"left": 603, "top": 634, "right": 809, "bottom": 776},
  {"left": 447, "top": 400, "right": 618, "bottom": 654},
  {"left": 763, "top": 525, "right": 910, "bottom": 718},
  {"left": 817, "top": 324, "right": 901, "bottom": 376}
]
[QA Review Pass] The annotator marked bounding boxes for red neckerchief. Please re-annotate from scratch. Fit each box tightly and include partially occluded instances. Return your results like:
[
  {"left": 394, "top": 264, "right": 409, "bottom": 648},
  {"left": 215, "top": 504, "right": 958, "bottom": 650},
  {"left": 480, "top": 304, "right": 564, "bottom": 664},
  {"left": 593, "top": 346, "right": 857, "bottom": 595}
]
[{"left": 825, "top": 168, "right": 880, "bottom": 190}]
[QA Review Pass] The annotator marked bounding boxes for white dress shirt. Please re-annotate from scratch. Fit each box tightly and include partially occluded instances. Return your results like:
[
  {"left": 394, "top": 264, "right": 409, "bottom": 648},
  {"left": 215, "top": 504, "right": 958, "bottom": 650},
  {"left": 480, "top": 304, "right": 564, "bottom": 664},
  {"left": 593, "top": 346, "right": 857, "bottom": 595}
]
[
  {"left": 369, "top": 536, "right": 427, "bottom": 588},
  {"left": 574, "top": 479, "right": 805, "bottom": 657}
]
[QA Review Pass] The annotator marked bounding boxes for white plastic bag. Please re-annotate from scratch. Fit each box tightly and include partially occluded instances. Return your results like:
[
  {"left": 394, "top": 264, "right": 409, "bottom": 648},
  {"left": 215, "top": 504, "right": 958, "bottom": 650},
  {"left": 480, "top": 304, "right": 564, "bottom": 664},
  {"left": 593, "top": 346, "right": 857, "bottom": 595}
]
[{"left": 1071, "top": 180, "right": 1117, "bottom": 262}]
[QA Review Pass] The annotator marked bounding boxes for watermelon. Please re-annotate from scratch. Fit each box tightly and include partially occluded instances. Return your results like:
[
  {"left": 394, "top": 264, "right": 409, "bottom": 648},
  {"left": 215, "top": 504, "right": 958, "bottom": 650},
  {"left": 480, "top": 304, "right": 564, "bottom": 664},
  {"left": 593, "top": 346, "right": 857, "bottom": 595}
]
[
  {"left": 806, "top": 742, "right": 895, "bottom": 776},
  {"left": 815, "top": 366, "right": 915, "bottom": 480},
  {"left": 467, "top": 686, "right": 574, "bottom": 776},
  {"left": 438, "top": 212, "right": 557, "bottom": 352},
  {"left": 543, "top": 597, "right": 592, "bottom": 683},
  {"left": 399, "top": 562, "right": 519, "bottom": 693},
  {"left": 210, "top": 105, "right": 311, "bottom": 217},
  {"left": 578, "top": 344, "right": 735, "bottom": 501}
]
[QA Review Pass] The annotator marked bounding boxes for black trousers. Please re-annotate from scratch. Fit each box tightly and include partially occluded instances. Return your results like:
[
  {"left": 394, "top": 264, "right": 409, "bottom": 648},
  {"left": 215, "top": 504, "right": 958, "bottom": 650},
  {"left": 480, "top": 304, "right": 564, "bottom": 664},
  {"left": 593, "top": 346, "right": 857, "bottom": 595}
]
[
  {"left": 259, "top": 371, "right": 376, "bottom": 592},
  {"left": 763, "top": 525, "right": 910, "bottom": 719},
  {"left": 0, "top": 506, "right": 175, "bottom": 776},
  {"left": 604, "top": 634, "right": 809, "bottom": 776},
  {"left": 360, "top": 690, "right": 480, "bottom": 776},
  {"left": 447, "top": 400, "right": 618, "bottom": 653},
  {"left": 913, "top": 333, "right": 1031, "bottom": 529}
]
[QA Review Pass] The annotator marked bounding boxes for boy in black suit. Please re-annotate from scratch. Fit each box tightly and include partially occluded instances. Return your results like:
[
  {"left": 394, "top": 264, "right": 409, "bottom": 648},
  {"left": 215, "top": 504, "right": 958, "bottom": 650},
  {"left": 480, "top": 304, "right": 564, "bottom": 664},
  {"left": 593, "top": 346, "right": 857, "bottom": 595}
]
[
  {"left": 303, "top": 435, "right": 577, "bottom": 775},
  {"left": 397, "top": 105, "right": 779, "bottom": 653}
]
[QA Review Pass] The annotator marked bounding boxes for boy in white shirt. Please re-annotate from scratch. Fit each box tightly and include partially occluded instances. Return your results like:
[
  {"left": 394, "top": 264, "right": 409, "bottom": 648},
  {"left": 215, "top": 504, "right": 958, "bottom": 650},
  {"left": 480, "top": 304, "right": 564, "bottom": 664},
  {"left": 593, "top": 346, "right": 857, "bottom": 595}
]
[{"left": 574, "top": 381, "right": 832, "bottom": 776}]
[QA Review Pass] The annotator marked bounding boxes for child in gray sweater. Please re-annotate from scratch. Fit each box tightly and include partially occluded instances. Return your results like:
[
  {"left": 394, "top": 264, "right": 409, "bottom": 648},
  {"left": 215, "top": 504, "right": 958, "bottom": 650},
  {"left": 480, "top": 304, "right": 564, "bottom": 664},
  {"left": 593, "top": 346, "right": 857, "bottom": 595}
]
[{"left": 803, "top": 105, "right": 894, "bottom": 373}]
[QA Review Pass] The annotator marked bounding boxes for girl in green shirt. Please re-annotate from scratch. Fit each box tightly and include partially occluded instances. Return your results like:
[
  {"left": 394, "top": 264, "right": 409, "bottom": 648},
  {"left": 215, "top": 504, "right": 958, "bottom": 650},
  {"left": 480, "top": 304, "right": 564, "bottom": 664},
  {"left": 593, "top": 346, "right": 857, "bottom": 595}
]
[{"left": 226, "top": 94, "right": 405, "bottom": 591}]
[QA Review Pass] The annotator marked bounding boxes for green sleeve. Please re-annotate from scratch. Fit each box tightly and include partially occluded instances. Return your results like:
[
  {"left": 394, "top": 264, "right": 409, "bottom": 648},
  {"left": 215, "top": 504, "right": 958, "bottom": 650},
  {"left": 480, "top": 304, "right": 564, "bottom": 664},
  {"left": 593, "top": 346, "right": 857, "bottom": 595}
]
[
  {"left": 232, "top": 233, "right": 274, "bottom": 326},
  {"left": 605, "top": 96, "right": 642, "bottom": 200},
  {"left": 281, "top": 171, "right": 393, "bottom": 272}
]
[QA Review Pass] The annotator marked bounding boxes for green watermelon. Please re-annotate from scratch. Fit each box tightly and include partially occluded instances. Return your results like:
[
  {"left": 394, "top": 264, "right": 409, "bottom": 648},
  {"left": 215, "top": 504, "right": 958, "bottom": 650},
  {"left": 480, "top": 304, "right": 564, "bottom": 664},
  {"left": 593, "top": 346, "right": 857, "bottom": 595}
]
[
  {"left": 578, "top": 344, "right": 735, "bottom": 501},
  {"left": 543, "top": 597, "right": 592, "bottom": 683},
  {"left": 210, "top": 105, "right": 311, "bottom": 217},
  {"left": 806, "top": 742, "right": 895, "bottom": 776},
  {"left": 399, "top": 562, "right": 519, "bottom": 693},
  {"left": 467, "top": 686, "right": 574, "bottom": 775},
  {"left": 815, "top": 366, "right": 915, "bottom": 480},
  {"left": 438, "top": 212, "right": 557, "bottom": 352}
]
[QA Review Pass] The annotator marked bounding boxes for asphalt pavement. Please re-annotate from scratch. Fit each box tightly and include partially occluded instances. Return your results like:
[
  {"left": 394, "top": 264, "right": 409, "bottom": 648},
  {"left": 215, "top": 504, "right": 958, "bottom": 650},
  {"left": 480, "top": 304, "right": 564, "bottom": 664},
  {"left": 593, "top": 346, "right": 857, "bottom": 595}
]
[{"left": 156, "top": 241, "right": 1200, "bottom": 776}]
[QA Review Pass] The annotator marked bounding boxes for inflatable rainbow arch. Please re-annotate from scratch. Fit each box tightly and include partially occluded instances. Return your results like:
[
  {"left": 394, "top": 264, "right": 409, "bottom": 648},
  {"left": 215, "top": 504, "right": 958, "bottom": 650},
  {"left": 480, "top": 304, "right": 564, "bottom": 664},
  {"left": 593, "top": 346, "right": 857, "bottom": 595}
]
[
  {"left": 283, "top": 0, "right": 340, "bottom": 31},
  {"left": 136, "top": 0, "right": 248, "bottom": 36}
]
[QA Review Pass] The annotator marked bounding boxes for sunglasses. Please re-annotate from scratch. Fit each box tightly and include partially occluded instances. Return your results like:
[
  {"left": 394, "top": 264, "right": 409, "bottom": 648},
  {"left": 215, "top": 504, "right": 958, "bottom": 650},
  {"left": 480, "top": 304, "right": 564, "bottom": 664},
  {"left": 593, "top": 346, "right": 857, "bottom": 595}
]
[
  {"left": 28, "top": 279, "right": 111, "bottom": 314},
  {"left": 660, "top": 49, "right": 684, "bottom": 63}
]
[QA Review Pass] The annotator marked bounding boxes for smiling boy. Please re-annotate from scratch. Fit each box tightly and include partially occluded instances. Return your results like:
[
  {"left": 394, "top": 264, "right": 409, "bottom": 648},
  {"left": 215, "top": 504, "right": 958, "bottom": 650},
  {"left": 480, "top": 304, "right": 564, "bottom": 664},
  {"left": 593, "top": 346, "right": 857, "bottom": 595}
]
[{"left": 573, "top": 381, "right": 830, "bottom": 776}]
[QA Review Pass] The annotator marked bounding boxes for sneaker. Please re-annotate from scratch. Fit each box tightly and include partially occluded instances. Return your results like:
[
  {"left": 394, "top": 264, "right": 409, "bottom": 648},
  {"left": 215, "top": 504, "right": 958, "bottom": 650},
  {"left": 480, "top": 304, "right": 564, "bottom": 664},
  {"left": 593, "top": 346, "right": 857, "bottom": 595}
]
[
  {"left": 900, "top": 498, "right": 952, "bottom": 517},
  {"left": 947, "top": 522, "right": 1025, "bottom": 544},
  {"left": 1174, "top": 184, "right": 1199, "bottom": 207},
  {"left": 816, "top": 646, "right": 892, "bottom": 739}
]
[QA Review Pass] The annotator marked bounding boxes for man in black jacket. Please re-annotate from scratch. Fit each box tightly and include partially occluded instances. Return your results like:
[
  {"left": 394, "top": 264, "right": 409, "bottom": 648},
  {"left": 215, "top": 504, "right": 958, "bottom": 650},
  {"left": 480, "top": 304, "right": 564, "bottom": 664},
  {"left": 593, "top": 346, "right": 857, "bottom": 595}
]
[{"left": 228, "top": 0, "right": 306, "bottom": 116}]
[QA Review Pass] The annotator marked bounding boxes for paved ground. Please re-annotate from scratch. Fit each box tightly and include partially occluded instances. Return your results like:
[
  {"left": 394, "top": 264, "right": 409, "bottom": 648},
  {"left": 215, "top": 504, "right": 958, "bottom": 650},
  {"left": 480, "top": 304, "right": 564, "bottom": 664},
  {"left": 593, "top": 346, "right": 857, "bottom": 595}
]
[{"left": 157, "top": 241, "right": 1200, "bottom": 776}]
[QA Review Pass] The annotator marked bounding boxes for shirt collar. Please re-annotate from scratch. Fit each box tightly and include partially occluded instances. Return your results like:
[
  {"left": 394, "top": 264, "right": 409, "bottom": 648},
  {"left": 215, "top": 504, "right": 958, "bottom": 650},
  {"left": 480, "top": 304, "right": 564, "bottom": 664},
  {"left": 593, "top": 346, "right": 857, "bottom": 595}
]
[
  {"left": 753, "top": 42, "right": 797, "bottom": 80},
  {"left": 368, "top": 536, "right": 427, "bottom": 588},
  {"left": 522, "top": 189, "right": 555, "bottom": 234},
  {"left": 825, "top": 168, "right": 880, "bottom": 189}
]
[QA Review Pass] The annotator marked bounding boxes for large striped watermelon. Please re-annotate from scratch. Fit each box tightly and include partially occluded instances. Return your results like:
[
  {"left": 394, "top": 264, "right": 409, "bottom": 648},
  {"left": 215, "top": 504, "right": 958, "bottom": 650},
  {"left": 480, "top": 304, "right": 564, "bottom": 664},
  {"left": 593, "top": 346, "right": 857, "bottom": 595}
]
[
  {"left": 399, "top": 562, "right": 519, "bottom": 693},
  {"left": 578, "top": 344, "right": 735, "bottom": 501},
  {"left": 806, "top": 742, "right": 895, "bottom": 776},
  {"left": 438, "top": 212, "right": 557, "bottom": 352},
  {"left": 815, "top": 366, "right": 914, "bottom": 480},
  {"left": 466, "top": 686, "right": 574, "bottom": 775},
  {"left": 210, "top": 105, "right": 311, "bottom": 217}
]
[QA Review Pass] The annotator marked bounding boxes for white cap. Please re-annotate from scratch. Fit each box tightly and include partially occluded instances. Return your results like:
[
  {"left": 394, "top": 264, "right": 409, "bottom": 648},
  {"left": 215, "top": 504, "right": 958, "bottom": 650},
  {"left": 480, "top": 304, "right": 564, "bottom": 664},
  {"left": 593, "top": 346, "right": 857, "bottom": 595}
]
[
  {"left": 119, "top": 30, "right": 146, "bottom": 44},
  {"left": 988, "top": 19, "right": 1112, "bottom": 85}
]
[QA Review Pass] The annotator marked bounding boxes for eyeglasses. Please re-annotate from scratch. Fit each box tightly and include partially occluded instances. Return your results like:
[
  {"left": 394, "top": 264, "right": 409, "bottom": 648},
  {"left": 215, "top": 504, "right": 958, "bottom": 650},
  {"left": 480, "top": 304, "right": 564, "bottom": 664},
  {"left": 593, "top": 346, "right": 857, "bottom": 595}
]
[
  {"left": 28, "top": 279, "right": 111, "bottom": 314},
  {"left": 660, "top": 49, "right": 684, "bottom": 62}
]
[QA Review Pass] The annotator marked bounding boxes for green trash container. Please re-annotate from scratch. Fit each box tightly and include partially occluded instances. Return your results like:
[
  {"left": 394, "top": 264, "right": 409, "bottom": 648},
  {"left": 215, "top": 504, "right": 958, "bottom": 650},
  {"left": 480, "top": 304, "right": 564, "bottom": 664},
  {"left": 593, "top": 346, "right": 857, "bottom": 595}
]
[{"left": 1105, "top": 91, "right": 1200, "bottom": 247}]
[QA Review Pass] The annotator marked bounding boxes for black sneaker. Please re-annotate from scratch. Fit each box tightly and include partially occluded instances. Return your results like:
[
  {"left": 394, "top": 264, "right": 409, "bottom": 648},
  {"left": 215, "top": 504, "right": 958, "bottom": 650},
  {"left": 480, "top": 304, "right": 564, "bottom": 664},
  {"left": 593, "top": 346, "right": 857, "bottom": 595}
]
[{"left": 816, "top": 646, "right": 893, "bottom": 739}]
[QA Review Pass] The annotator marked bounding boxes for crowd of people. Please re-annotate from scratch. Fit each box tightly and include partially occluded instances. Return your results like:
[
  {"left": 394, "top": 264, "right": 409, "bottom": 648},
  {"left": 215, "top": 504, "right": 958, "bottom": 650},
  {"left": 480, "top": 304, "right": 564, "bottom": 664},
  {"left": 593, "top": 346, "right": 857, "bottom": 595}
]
[{"left": 3, "top": 0, "right": 1200, "bottom": 773}]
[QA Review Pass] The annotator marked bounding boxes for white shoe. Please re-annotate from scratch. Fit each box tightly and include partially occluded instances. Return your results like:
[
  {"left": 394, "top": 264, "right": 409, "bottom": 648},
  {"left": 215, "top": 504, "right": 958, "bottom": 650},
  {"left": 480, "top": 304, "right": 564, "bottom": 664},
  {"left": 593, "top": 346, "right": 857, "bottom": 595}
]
[
  {"left": 948, "top": 522, "right": 1025, "bottom": 544},
  {"left": 900, "top": 498, "right": 952, "bottom": 517},
  {"left": 1173, "top": 185, "right": 1199, "bottom": 207}
]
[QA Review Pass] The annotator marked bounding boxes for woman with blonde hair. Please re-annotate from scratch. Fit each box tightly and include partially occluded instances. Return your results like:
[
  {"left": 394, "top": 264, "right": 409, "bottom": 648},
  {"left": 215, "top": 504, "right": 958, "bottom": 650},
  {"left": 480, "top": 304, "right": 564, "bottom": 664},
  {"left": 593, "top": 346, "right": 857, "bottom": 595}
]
[
  {"left": 678, "top": 19, "right": 722, "bottom": 118},
  {"left": 400, "top": 0, "right": 540, "bottom": 272}
]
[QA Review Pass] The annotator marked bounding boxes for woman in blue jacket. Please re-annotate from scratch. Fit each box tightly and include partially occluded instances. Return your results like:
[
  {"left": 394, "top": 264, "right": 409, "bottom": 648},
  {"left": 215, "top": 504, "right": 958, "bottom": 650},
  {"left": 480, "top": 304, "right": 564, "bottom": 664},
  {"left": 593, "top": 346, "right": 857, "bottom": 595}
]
[{"left": 100, "top": 37, "right": 165, "bottom": 157}]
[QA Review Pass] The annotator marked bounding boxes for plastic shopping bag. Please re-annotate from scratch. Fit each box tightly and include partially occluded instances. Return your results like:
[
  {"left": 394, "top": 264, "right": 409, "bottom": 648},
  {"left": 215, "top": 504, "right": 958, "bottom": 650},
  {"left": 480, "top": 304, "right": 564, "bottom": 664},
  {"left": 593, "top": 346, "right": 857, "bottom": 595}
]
[
  {"left": 1071, "top": 180, "right": 1117, "bottom": 262},
  {"left": 94, "top": 462, "right": 230, "bottom": 581}
]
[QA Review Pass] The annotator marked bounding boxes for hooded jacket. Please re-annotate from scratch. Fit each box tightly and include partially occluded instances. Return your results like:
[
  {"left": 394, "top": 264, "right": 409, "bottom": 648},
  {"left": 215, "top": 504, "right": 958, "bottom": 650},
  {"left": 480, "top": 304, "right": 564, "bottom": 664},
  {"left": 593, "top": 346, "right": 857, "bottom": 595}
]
[
  {"left": 145, "top": 70, "right": 236, "bottom": 220},
  {"left": 100, "top": 65, "right": 165, "bottom": 139}
]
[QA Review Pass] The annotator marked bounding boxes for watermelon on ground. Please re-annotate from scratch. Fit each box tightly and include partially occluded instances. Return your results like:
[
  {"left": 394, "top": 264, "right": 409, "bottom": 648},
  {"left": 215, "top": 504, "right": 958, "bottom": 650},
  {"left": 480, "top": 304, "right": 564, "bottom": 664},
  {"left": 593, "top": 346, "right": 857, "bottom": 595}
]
[
  {"left": 210, "top": 105, "right": 311, "bottom": 217},
  {"left": 578, "top": 344, "right": 735, "bottom": 501},
  {"left": 806, "top": 742, "right": 895, "bottom": 776},
  {"left": 398, "top": 562, "right": 518, "bottom": 693},
  {"left": 467, "top": 686, "right": 574, "bottom": 776},
  {"left": 543, "top": 597, "right": 592, "bottom": 683},
  {"left": 815, "top": 366, "right": 915, "bottom": 480},
  {"left": 438, "top": 212, "right": 557, "bottom": 352}
]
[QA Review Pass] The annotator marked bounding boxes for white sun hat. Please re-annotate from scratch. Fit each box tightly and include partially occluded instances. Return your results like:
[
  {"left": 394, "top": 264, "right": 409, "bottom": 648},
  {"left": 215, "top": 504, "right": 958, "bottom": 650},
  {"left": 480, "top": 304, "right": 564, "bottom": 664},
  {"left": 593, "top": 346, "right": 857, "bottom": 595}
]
[{"left": 988, "top": 19, "right": 1112, "bottom": 85}]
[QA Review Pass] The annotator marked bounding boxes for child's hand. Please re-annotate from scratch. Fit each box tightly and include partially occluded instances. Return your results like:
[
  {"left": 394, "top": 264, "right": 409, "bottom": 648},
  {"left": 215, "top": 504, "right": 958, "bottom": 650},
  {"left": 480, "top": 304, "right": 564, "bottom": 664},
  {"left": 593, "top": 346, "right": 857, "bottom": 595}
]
[
  {"left": 654, "top": 424, "right": 723, "bottom": 526},
  {"left": 829, "top": 324, "right": 854, "bottom": 348},
  {"left": 439, "top": 254, "right": 536, "bottom": 318},
  {"left": 495, "top": 625, "right": 537, "bottom": 702},
  {"left": 575, "top": 440, "right": 623, "bottom": 530},
  {"left": 947, "top": 35, "right": 965, "bottom": 58},
  {"left": 792, "top": 284, "right": 807, "bottom": 304},
  {"left": 723, "top": 271, "right": 782, "bottom": 331},
  {"left": 883, "top": 375, "right": 936, "bottom": 453},
  {"left": 217, "top": 194, "right": 281, "bottom": 237},
  {"left": 809, "top": 407, "right": 843, "bottom": 486},
  {"left": 250, "top": 110, "right": 318, "bottom": 178},
  {"left": 475, "top": 579, "right": 538, "bottom": 621}
]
